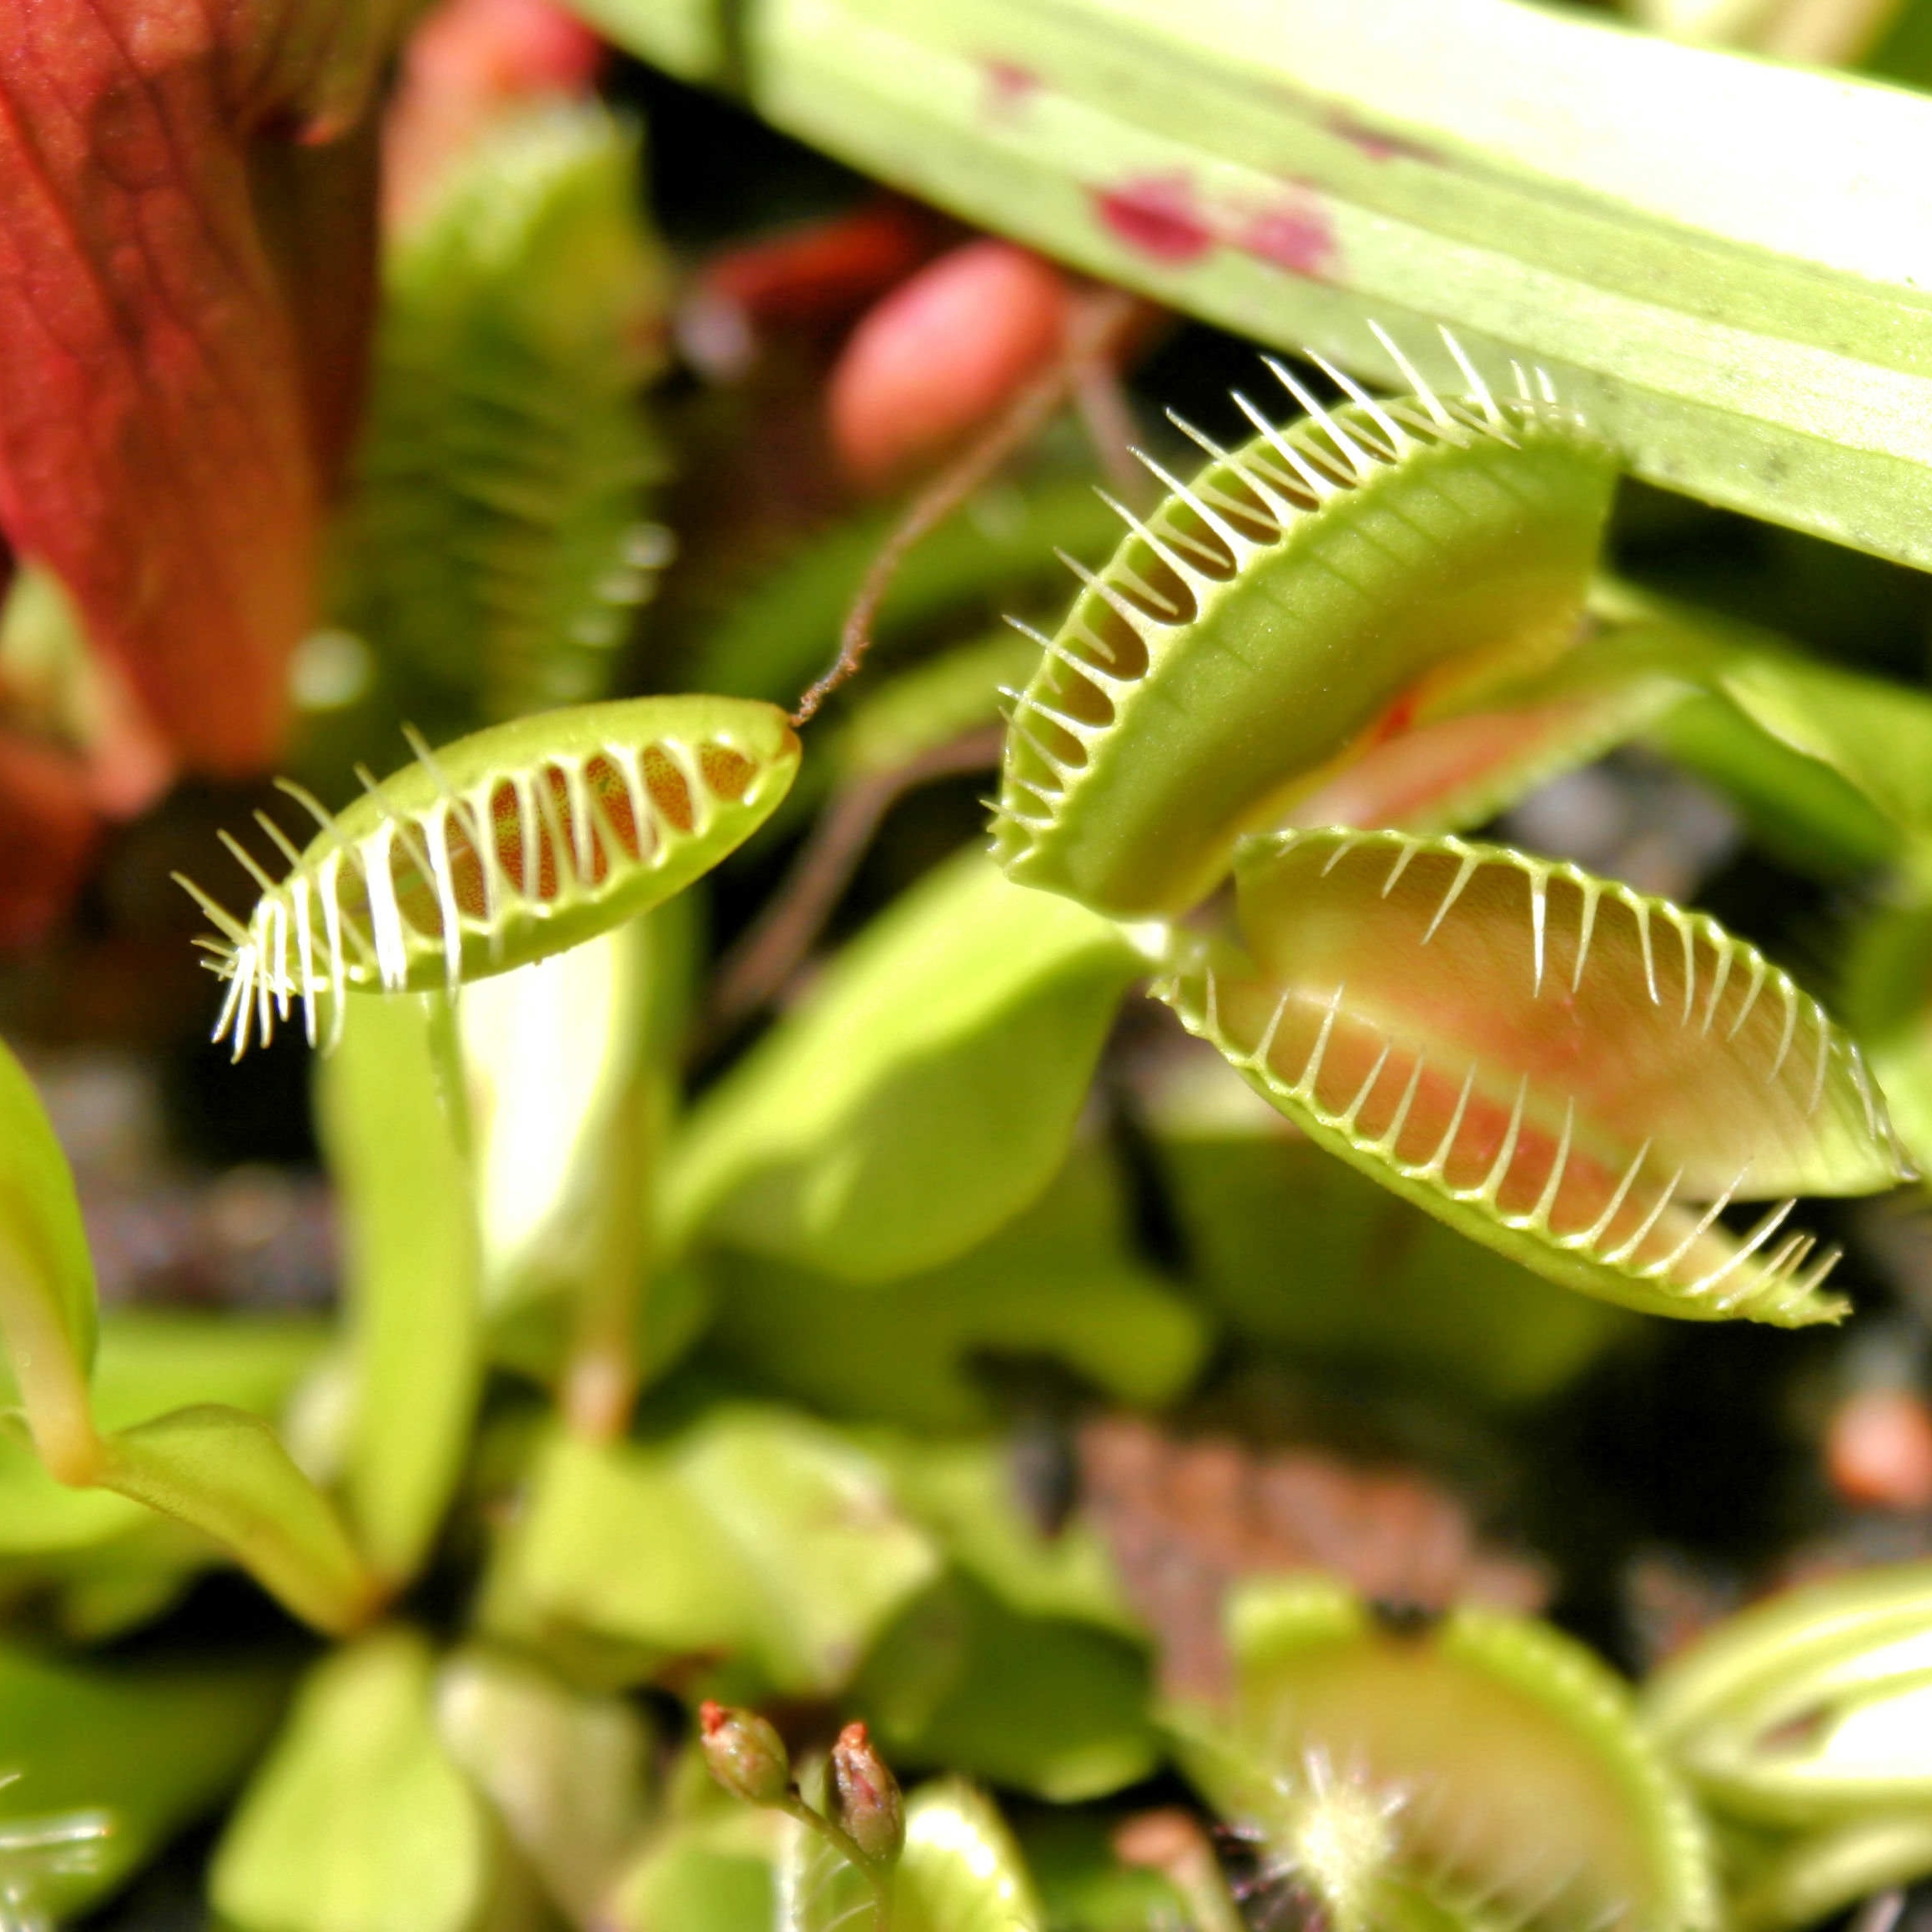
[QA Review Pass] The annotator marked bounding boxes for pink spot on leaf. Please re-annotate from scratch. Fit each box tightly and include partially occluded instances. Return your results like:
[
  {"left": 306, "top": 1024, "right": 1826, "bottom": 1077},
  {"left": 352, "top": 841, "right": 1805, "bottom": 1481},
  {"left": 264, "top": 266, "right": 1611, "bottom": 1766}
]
[
  {"left": 982, "top": 58, "right": 1040, "bottom": 117},
  {"left": 1092, "top": 174, "right": 1214, "bottom": 266},
  {"left": 1326, "top": 108, "right": 1440, "bottom": 165},
  {"left": 1239, "top": 198, "right": 1336, "bottom": 280}
]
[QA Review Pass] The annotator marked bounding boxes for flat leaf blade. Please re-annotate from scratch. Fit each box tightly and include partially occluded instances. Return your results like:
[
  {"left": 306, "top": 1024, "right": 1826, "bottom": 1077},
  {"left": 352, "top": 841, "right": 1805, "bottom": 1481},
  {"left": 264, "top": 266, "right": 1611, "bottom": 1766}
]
[
  {"left": 726, "top": 0, "right": 1932, "bottom": 567},
  {"left": 318, "top": 991, "right": 482, "bottom": 1584},
  {"left": 95, "top": 1404, "right": 376, "bottom": 1635},
  {"left": 667, "top": 850, "right": 1143, "bottom": 1280}
]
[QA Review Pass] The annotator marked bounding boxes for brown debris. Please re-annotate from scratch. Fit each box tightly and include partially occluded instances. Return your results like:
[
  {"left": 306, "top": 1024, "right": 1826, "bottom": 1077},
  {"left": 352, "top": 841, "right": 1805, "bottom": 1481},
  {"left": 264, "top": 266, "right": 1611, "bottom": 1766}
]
[{"left": 1079, "top": 1415, "right": 1550, "bottom": 1696}]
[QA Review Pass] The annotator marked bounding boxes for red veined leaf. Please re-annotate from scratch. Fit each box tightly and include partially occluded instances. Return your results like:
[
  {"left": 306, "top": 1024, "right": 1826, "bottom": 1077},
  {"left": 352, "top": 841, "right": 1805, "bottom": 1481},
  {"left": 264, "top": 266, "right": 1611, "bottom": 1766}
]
[{"left": 0, "top": 0, "right": 401, "bottom": 774}]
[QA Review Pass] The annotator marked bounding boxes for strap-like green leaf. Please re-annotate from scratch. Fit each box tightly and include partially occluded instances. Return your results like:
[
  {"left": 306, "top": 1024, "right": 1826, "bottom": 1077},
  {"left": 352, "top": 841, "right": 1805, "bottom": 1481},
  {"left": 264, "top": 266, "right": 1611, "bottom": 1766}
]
[
  {"left": 317, "top": 990, "right": 481, "bottom": 1584},
  {"left": 0, "top": 1038, "right": 99, "bottom": 1482},
  {"left": 661, "top": 0, "right": 1932, "bottom": 569}
]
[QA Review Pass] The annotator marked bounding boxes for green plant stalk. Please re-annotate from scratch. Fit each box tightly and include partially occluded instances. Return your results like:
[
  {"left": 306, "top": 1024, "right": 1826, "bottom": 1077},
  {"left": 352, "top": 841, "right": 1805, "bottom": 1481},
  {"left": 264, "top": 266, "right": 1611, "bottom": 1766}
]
[
  {"left": 562, "top": 1063, "right": 657, "bottom": 1441},
  {"left": 779, "top": 1790, "right": 894, "bottom": 1932},
  {"left": 0, "top": 1230, "right": 99, "bottom": 1487},
  {"left": 601, "top": 0, "right": 1932, "bottom": 567}
]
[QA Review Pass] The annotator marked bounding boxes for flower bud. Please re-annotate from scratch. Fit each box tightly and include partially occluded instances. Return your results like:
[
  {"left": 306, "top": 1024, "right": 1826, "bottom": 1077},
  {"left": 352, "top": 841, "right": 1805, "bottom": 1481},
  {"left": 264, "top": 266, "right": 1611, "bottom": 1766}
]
[
  {"left": 698, "top": 1701, "right": 791, "bottom": 1807},
  {"left": 830, "top": 1720, "right": 904, "bottom": 1865}
]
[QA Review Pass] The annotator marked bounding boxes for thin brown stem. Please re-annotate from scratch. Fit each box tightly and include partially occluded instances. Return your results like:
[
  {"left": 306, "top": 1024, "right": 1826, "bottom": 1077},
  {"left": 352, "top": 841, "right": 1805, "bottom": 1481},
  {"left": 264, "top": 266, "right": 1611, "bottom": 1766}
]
[
  {"left": 705, "top": 724, "right": 1003, "bottom": 1040},
  {"left": 790, "top": 285, "right": 1146, "bottom": 726}
]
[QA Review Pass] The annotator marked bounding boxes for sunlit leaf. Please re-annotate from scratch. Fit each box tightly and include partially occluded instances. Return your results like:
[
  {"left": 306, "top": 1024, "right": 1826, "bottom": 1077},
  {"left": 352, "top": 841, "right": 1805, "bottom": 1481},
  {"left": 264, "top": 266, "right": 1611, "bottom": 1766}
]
[
  {"left": 667, "top": 850, "right": 1143, "bottom": 1280},
  {"left": 0, "top": 1311, "right": 328, "bottom": 1633},
  {"left": 782, "top": 1777, "right": 1042, "bottom": 1932},
  {"left": 1160, "top": 826, "right": 1913, "bottom": 1324},
  {"left": 609, "top": 1743, "right": 783, "bottom": 1932},
  {"left": 699, "top": 0, "right": 1932, "bottom": 569},
  {"left": 1644, "top": 1558, "right": 1932, "bottom": 1826},
  {"left": 316, "top": 990, "right": 481, "bottom": 1584},
  {"left": 213, "top": 1629, "right": 490, "bottom": 1932},
  {"left": 461, "top": 906, "right": 696, "bottom": 1428},
  {"left": 0, "top": 1036, "right": 98, "bottom": 1483},
  {"left": 1174, "top": 1576, "right": 1718, "bottom": 1932},
  {"left": 0, "top": 1641, "right": 287, "bottom": 1923}
]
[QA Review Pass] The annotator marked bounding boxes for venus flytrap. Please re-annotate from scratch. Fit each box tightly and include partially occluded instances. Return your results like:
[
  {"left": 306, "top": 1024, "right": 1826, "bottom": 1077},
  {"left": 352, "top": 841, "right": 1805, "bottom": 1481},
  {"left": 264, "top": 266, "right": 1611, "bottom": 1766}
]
[
  {"left": 1157, "top": 826, "right": 1912, "bottom": 1325},
  {"left": 980, "top": 348, "right": 1921, "bottom": 1330},
  {"left": 1174, "top": 1577, "right": 1719, "bottom": 1932},
  {"left": 1643, "top": 1563, "right": 1932, "bottom": 1931},
  {"left": 177, "top": 694, "right": 799, "bottom": 1057},
  {"left": 994, "top": 336, "right": 1616, "bottom": 918}
]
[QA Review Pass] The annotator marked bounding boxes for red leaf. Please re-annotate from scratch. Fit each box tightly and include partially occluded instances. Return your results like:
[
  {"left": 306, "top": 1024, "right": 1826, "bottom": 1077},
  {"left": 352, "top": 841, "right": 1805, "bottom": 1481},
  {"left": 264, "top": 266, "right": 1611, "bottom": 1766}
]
[
  {"left": 0, "top": 728, "right": 99, "bottom": 950},
  {"left": 0, "top": 1, "right": 394, "bottom": 775}
]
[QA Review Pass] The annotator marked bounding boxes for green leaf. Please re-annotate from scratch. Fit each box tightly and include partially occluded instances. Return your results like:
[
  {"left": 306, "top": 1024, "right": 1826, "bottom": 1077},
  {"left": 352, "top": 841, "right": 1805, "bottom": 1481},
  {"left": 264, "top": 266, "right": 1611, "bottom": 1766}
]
[
  {"left": 94, "top": 1404, "right": 376, "bottom": 1636},
  {"left": 213, "top": 1629, "right": 491, "bottom": 1932},
  {"left": 667, "top": 850, "right": 1144, "bottom": 1280},
  {"left": 704, "top": 1147, "right": 1208, "bottom": 1430},
  {"left": 0, "top": 1036, "right": 99, "bottom": 1482},
  {"left": 489, "top": 1411, "right": 940, "bottom": 1694},
  {"left": 1592, "top": 580, "right": 1932, "bottom": 848},
  {"left": 0, "top": 1641, "right": 287, "bottom": 1922},
  {"left": 1845, "top": 897, "right": 1932, "bottom": 1172},
  {"left": 1159, "top": 826, "right": 1914, "bottom": 1324},
  {"left": 336, "top": 102, "right": 670, "bottom": 726},
  {"left": 1728, "top": 1814, "right": 1932, "bottom": 1932},
  {"left": 461, "top": 905, "right": 698, "bottom": 1429},
  {"left": 610, "top": 1744, "right": 783, "bottom": 1932},
  {"left": 317, "top": 989, "right": 482, "bottom": 1584},
  {"left": 699, "top": 0, "right": 1932, "bottom": 569},
  {"left": 1174, "top": 1575, "right": 1718, "bottom": 1932},
  {"left": 0, "top": 1311, "right": 328, "bottom": 1635},
  {"left": 435, "top": 1646, "right": 655, "bottom": 1926},
  {"left": 855, "top": 1572, "right": 1160, "bottom": 1801}
]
